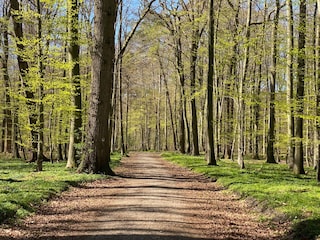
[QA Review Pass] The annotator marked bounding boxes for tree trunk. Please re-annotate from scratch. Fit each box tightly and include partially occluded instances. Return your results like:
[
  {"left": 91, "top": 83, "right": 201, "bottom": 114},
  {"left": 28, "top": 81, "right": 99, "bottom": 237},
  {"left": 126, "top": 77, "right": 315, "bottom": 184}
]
[
  {"left": 158, "top": 51, "right": 177, "bottom": 150},
  {"left": 67, "top": 0, "right": 82, "bottom": 168},
  {"left": 293, "top": 0, "right": 306, "bottom": 175},
  {"left": 286, "top": 0, "right": 295, "bottom": 168},
  {"left": 237, "top": 0, "right": 252, "bottom": 169},
  {"left": 176, "top": 37, "right": 186, "bottom": 154},
  {"left": 206, "top": 0, "right": 217, "bottom": 165},
  {"left": 117, "top": 2, "right": 126, "bottom": 156},
  {"left": 78, "top": 0, "right": 116, "bottom": 175},
  {"left": 266, "top": 0, "right": 279, "bottom": 164},
  {"left": 10, "top": 0, "right": 38, "bottom": 161},
  {"left": 253, "top": 63, "right": 262, "bottom": 160},
  {"left": 0, "top": 6, "right": 12, "bottom": 155},
  {"left": 190, "top": 29, "right": 200, "bottom": 156}
]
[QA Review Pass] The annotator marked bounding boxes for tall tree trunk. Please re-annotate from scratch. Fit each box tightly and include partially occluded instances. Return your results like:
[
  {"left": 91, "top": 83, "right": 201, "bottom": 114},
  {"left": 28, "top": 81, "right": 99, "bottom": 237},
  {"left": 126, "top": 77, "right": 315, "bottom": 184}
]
[
  {"left": 158, "top": 51, "right": 177, "bottom": 150},
  {"left": 10, "top": 0, "right": 38, "bottom": 161},
  {"left": 190, "top": 29, "right": 200, "bottom": 156},
  {"left": 78, "top": 0, "right": 116, "bottom": 175},
  {"left": 1, "top": 6, "right": 12, "bottom": 154},
  {"left": 206, "top": 0, "right": 217, "bottom": 165},
  {"left": 117, "top": 1, "right": 126, "bottom": 156},
  {"left": 286, "top": 0, "right": 295, "bottom": 167},
  {"left": 293, "top": 0, "right": 306, "bottom": 175},
  {"left": 36, "top": 0, "right": 44, "bottom": 171},
  {"left": 266, "top": 0, "right": 279, "bottom": 164},
  {"left": 237, "top": 0, "right": 252, "bottom": 169},
  {"left": 176, "top": 37, "right": 186, "bottom": 154},
  {"left": 67, "top": 0, "right": 82, "bottom": 168},
  {"left": 253, "top": 63, "right": 262, "bottom": 159},
  {"left": 156, "top": 72, "right": 162, "bottom": 151}
]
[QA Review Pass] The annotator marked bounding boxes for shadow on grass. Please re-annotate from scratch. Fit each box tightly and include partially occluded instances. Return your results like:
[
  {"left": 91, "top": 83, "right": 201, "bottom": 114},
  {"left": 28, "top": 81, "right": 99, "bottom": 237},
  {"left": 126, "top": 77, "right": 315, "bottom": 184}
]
[{"left": 284, "top": 218, "right": 320, "bottom": 240}]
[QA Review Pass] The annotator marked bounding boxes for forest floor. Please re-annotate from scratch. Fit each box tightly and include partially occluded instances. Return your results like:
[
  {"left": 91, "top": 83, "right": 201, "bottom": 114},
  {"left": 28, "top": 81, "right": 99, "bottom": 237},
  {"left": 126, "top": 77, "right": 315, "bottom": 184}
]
[{"left": 0, "top": 152, "right": 290, "bottom": 240}]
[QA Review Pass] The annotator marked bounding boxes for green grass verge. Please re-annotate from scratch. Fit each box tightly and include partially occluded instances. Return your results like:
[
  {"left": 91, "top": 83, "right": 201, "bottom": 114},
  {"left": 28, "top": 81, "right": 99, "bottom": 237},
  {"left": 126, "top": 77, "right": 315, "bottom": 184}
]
[
  {"left": 162, "top": 152, "right": 320, "bottom": 239},
  {"left": 0, "top": 153, "right": 121, "bottom": 224}
]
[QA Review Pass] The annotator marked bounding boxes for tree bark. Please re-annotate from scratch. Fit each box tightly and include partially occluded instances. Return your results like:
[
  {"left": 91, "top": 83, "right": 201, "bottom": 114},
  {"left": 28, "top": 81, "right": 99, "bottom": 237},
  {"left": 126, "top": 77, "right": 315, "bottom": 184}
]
[
  {"left": 78, "top": 0, "right": 116, "bottom": 175},
  {"left": 266, "top": 0, "right": 279, "bottom": 164},
  {"left": 237, "top": 0, "right": 252, "bottom": 169},
  {"left": 36, "top": 0, "right": 44, "bottom": 171},
  {"left": 189, "top": 18, "right": 201, "bottom": 156},
  {"left": 0, "top": 5, "right": 12, "bottom": 155},
  {"left": 10, "top": 0, "right": 38, "bottom": 161},
  {"left": 66, "top": 0, "right": 82, "bottom": 168},
  {"left": 293, "top": 0, "right": 306, "bottom": 175},
  {"left": 286, "top": 0, "right": 295, "bottom": 167},
  {"left": 206, "top": 0, "right": 217, "bottom": 165},
  {"left": 158, "top": 51, "right": 177, "bottom": 150}
]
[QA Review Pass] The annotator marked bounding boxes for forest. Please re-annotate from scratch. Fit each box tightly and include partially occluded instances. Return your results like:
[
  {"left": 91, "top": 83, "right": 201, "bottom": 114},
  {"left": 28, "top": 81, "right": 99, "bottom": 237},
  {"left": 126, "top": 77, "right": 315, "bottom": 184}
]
[
  {"left": 0, "top": 0, "right": 320, "bottom": 239},
  {"left": 0, "top": 0, "right": 319, "bottom": 177}
]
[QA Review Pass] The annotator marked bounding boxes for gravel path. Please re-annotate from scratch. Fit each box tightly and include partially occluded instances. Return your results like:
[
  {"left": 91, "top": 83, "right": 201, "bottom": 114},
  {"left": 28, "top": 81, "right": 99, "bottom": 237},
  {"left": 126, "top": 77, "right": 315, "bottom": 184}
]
[{"left": 0, "top": 152, "right": 287, "bottom": 239}]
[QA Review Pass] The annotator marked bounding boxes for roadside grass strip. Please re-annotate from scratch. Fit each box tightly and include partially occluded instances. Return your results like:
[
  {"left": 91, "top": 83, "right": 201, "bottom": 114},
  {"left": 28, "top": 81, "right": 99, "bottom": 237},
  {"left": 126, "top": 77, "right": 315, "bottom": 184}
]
[
  {"left": 162, "top": 152, "right": 320, "bottom": 239},
  {"left": 0, "top": 153, "right": 121, "bottom": 224}
]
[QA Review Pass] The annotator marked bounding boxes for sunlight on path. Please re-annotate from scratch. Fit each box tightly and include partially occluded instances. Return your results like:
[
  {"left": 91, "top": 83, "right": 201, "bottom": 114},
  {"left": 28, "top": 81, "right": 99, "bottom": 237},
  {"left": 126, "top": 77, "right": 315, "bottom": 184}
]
[{"left": 0, "top": 153, "right": 285, "bottom": 240}]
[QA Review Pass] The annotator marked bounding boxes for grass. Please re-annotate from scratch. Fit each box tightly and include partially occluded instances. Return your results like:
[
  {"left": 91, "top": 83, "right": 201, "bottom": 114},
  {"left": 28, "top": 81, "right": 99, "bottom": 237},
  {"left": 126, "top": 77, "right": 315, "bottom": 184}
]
[
  {"left": 162, "top": 152, "right": 320, "bottom": 239},
  {"left": 0, "top": 153, "right": 121, "bottom": 224}
]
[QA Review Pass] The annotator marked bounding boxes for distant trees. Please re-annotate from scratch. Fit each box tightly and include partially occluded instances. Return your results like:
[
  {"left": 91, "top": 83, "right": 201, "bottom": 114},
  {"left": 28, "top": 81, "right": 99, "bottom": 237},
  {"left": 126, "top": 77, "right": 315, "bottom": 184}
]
[{"left": 119, "top": 0, "right": 320, "bottom": 179}]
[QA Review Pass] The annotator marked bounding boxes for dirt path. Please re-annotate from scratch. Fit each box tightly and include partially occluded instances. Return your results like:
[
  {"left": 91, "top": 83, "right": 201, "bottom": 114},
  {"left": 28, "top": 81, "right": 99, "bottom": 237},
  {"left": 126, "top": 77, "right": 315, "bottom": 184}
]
[{"left": 0, "top": 152, "right": 287, "bottom": 240}]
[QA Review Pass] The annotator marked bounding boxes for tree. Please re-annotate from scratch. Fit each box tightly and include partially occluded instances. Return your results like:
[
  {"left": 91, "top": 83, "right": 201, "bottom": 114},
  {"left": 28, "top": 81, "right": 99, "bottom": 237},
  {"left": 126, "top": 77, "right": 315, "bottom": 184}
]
[
  {"left": 181, "top": 1, "right": 206, "bottom": 156},
  {"left": 266, "top": 0, "right": 280, "bottom": 164},
  {"left": 237, "top": 0, "right": 252, "bottom": 169},
  {"left": 286, "top": 0, "right": 295, "bottom": 167},
  {"left": 293, "top": 0, "right": 306, "bottom": 175},
  {"left": 10, "top": 0, "right": 49, "bottom": 164},
  {"left": 66, "top": 0, "right": 82, "bottom": 168},
  {"left": 77, "top": 0, "right": 116, "bottom": 175},
  {"left": 0, "top": 1, "right": 13, "bottom": 155},
  {"left": 206, "top": 0, "right": 216, "bottom": 165}
]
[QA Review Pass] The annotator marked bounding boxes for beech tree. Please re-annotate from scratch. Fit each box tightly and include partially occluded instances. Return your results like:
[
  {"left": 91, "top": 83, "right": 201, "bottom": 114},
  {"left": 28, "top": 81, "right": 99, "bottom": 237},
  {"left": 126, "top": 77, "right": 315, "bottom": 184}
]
[
  {"left": 10, "top": 0, "right": 38, "bottom": 162},
  {"left": 206, "top": 0, "right": 216, "bottom": 165},
  {"left": 293, "top": 0, "right": 306, "bottom": 175},
  {"left": 266, "top": 0, "right": 280, "bottom": 164},
  {"left": 78, "top": 0, "right": 116, "bottom": 174},
  {"left": 66, "top": 0, "right": 82, "bottom": 168},
  {"left": 0, "top": 1, "right": 12, "bottom": 155}
]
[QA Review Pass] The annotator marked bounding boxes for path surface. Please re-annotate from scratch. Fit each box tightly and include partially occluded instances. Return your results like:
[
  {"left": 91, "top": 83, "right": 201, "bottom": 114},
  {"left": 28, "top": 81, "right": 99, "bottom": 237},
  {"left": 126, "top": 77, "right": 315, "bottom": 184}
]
[{"left": 0, "top": 153, "right": 286, "bottom": 240}]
